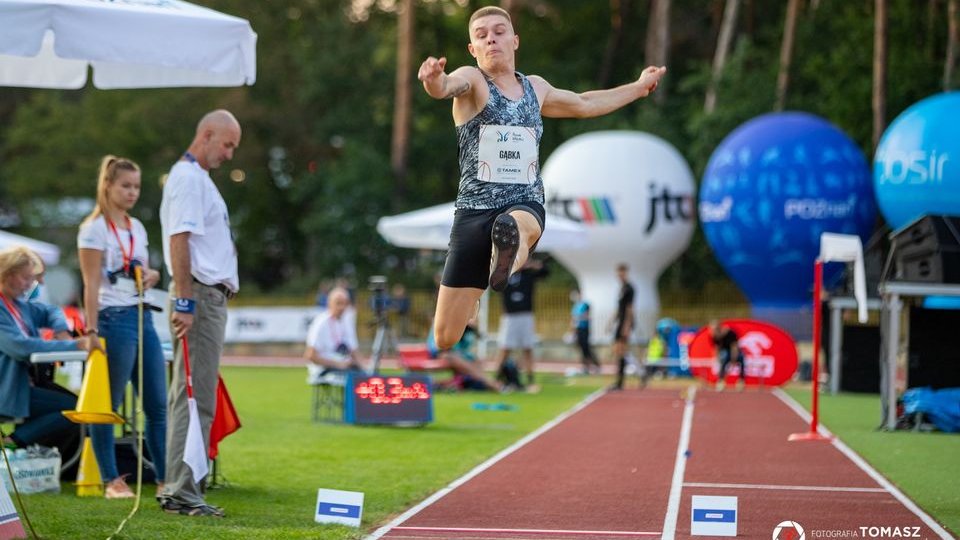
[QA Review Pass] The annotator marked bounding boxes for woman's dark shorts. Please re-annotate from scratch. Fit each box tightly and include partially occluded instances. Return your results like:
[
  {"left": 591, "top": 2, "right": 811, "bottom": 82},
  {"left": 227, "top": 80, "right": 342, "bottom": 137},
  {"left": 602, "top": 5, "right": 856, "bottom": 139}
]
[{"left": 441, "top": 201, "right": 546, "bottom": 289}]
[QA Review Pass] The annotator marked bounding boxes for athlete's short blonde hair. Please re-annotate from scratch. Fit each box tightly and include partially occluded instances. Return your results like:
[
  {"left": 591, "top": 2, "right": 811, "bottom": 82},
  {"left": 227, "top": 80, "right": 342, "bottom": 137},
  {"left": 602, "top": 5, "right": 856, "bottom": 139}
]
[{"left": 469, "top": 6, "right": 512, "bottom": 28}]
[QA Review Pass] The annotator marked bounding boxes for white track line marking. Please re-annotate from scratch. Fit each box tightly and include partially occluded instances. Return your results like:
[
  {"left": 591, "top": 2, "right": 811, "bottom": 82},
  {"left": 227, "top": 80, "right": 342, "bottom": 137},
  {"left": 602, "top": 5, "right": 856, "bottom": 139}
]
[
  {"left": 365, "top": 388, "right": 607, "bottom": 540},
  {"left": 683, "top": 481, "right": 886, "bottom": 493},
  {"left": 773, "top": 388, "right": 954, "bottom": 539},
  {"left": 392, "top": 526, "right": 662, "bottom": 537},
  {"left": 660, "top": 386, "right": 697, "bottom": 540}
]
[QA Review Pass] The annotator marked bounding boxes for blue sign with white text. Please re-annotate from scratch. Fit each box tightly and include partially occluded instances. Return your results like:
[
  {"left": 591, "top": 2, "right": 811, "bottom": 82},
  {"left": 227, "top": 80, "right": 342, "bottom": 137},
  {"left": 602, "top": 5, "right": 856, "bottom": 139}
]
[
  {"left": 693, "top": 509, "right": 737, "bottom": 523},
  {"left": 316, "top": 502, "right": 361, "bottom": 519},
  {"left": 314, "top": 488, "right": 364, "bottom": 527},
  {"left": 691, "top": 495, "right": 738, "bottom": 536}
]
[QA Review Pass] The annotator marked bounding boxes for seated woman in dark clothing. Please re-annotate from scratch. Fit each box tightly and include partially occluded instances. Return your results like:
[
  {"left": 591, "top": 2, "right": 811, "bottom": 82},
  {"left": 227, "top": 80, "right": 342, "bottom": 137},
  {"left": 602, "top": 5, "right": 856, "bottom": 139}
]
[
  {"left": 0, "top": 246, "right": 96, "bottom": 448},
  {"left": 427, "top": 319, "right": 502, "bottom": 392}
]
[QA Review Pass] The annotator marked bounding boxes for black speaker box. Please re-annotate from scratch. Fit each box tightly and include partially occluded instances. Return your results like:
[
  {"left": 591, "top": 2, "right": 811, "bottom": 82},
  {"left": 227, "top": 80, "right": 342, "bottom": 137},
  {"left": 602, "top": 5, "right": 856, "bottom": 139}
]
[
  {"left": 891, "top": 215, "right": 960, "bottom": 283},
  {"left": 908, "top": 307, "right": 960, "bottom": 390},
  {"left": 893, "top": 215, "right": 960, "bottom": 259},
  {"left": 897, "top": 251, "right": 960, "bottom": 283},
  {"left": 839, "top": 325, "right": 880, "bottom": 393}
]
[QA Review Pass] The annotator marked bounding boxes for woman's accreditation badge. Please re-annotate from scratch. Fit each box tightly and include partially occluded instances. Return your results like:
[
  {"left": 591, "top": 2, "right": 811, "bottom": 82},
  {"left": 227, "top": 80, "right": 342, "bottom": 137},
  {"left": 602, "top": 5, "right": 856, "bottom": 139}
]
[{"left": 478, "top": 124, "right": 538, "bottom": 184}]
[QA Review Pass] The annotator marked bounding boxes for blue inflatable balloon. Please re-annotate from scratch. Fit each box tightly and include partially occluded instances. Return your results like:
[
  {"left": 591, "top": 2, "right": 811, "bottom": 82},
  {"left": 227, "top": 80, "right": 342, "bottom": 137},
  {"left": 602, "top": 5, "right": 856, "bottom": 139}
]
[
  {"left": 699, "top": 112, "right": 876, "bottom": 308},
  {"left": 874, "top": 92, "right": 960, "bottom": 230}
]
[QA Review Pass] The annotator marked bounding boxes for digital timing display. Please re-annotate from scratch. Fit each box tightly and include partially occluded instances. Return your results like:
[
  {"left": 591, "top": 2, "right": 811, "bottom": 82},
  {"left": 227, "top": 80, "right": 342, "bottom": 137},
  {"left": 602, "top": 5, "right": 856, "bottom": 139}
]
[{"left": 344, "top": 374, "right": 433, "bottom": 425}]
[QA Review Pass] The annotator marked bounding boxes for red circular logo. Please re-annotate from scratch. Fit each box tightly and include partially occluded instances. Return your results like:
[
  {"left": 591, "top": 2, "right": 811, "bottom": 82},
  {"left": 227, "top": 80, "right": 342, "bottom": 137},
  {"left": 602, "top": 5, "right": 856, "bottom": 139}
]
[{"left": 687, "top": 319, "right": 798, "bottom": 387}]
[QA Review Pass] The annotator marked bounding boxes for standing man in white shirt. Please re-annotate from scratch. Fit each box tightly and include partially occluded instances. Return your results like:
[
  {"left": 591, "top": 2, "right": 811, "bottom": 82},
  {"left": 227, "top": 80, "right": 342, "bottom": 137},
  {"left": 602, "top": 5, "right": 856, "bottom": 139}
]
[{"left": 158, "top": 109, "right": 241, "bottom": 518}]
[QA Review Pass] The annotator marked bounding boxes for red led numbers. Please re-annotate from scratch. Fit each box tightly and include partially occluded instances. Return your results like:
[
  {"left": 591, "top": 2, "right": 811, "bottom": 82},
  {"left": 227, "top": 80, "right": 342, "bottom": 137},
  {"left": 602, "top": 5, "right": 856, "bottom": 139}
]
[{"left": 354, "top": 377, "right": 431, "bottom": 405}]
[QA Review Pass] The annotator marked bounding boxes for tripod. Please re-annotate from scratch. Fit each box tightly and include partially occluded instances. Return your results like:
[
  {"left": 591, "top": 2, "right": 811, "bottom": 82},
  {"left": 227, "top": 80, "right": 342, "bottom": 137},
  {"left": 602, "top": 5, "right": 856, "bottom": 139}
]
[{"left": 369, "top": 306, "right": 397, "bottom": 374}]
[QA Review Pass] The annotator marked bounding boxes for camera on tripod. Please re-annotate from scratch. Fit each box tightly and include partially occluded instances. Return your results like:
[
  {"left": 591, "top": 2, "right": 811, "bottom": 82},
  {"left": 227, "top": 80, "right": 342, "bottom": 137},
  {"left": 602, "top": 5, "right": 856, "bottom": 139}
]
[
  {"left": 368, "top": 275, "right": 390, "bottom": 317},
  {"left": 367, "top": 275, "right": 394, "bottom": 374}
]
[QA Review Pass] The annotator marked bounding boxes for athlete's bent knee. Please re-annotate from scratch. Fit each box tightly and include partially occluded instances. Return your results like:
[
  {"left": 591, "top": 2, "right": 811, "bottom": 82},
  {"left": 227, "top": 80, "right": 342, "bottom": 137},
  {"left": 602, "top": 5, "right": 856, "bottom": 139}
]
[{"left": 434, "top": 322, "right": 464, "bottom": 350}]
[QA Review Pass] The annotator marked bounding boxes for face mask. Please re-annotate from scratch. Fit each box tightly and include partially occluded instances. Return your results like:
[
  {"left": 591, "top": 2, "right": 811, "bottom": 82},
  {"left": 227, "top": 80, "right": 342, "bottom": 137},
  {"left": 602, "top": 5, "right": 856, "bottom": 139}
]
[{"left": 23, "top": 282, "right": 41, "bottom": 302}]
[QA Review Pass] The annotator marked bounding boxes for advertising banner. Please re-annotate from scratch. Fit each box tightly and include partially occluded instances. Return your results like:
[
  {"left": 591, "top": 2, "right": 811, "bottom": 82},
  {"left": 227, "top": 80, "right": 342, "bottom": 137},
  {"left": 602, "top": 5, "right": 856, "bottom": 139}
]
[{"left": 687, "top": 319, "right": 798, "bottom": 386}]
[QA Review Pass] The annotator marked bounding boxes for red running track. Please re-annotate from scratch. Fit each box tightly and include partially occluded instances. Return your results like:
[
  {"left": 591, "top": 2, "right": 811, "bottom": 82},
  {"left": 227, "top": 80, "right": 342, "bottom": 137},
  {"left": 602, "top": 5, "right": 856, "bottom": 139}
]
[{"left": 369, "top": 388, "right": 954, "bottom": 540}]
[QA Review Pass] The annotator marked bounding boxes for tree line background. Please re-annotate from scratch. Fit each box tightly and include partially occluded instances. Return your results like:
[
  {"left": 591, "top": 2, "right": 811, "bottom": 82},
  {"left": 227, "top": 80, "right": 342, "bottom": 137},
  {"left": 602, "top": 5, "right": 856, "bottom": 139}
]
[{"left": 0, "top": 0, "right": 957, "bottom": 298}]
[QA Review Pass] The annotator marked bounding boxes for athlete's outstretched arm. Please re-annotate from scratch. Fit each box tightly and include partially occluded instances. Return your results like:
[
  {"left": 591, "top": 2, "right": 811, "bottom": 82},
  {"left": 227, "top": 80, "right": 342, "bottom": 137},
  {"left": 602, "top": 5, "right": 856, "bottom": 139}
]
[
  {"left": 418, "top": 56, "right": 474, "bottom": 99},
  {"left": 534, "top": 65, "right": 666, "bottom": 119}
]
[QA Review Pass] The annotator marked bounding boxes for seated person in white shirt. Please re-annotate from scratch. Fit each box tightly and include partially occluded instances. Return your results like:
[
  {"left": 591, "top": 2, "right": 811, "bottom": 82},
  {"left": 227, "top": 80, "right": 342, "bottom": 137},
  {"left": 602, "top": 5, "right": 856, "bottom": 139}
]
[{"left": 304, "top": 287, "right": 368, "bottom": 380}]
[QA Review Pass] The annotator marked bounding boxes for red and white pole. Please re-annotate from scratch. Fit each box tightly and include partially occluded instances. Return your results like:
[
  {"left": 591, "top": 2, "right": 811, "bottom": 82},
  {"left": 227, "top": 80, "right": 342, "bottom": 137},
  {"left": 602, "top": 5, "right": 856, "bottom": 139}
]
[{"left": 789, "top": 259, "right": 832, "bottom": 442}]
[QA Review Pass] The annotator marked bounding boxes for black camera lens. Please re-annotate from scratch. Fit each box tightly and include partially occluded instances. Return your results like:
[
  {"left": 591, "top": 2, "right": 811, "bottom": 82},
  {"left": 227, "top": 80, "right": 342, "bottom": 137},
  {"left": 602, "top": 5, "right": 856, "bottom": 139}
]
[{"left": 368, "top": 275, "right": 387, "bottom": 292}]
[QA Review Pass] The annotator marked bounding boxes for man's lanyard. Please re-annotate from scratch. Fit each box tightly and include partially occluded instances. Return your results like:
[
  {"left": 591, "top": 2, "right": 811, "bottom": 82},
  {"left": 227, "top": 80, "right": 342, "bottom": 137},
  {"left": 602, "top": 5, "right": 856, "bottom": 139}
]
[
  {"left": 106, "top": 215, "right": 134, "bottom": 274},
  {"left": 0, "top": 293, "right": 30, "bottom": 336},
  {"left": 183, "top": 151, "right": 197, "bottom": 163}
]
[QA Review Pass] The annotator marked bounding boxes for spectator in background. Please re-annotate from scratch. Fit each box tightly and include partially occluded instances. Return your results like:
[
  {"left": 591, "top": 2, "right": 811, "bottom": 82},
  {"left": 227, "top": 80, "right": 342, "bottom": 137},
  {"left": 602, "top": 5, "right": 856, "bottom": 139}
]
[
  {"left": 494, "top": 258, "right": 548, "bottom": 391},
  {"left": 645, "top": 318, "right": 680, "bottom": 380},
  {"left": 334, "top": 276, "right": 357, "bottom": 332},
  {"left": 569, "top": 289, "right": 599, "bottom": 374},
  {"left": 0, "top": 246, "right": 97, "bottom": 449},
  {"left": 390, "top": 283, "right": 411, "bottom": 338},
  {"left": 304, "top": 287, "right": 368, "bottom": 378},
  {"left": 610, "top": 263, "right": 635, "bottom": 390},
  {"left": 22, "top": 253, "right": 85, "bottom": 469},
  {"left": 710, "top": 319, "right": 745, "bottom": 391},
  {"left": 334, "top": 277, "right": 356, "bottom": 304},
  {"left": 427, "top": 315, "right": 501, "bottom": 392},
  {"left": 25, "top": 255, "right": 80, "bottom": 388},
  {"left": 314, "top": 279, "right": 333, "bottom": 309},
  {"left": 78, "top": 155, "right": 167, "bottom": 499}
]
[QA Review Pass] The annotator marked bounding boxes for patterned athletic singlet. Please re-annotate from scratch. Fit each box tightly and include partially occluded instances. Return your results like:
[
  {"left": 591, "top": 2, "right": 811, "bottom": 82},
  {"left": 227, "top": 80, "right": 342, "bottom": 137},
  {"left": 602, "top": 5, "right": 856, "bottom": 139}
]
[{"left": 455, "top": 70, "right": 544, "bottom": 210}]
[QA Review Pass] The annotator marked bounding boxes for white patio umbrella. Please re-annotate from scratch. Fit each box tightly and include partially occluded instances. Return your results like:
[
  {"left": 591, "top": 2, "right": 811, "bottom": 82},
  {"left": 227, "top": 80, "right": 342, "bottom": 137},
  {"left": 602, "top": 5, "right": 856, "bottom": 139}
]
[
  {"left": 0, "top": 0, "right": 256, "bottom": 89},
  {"left": 0, "top": 229, "right": 60, "bottom": 265},
  {"left": 376, "top": 202, "right": 588, "bottom": 252},
  {"left": 377, "top": 202, "right": 587, "bottom": 357}
]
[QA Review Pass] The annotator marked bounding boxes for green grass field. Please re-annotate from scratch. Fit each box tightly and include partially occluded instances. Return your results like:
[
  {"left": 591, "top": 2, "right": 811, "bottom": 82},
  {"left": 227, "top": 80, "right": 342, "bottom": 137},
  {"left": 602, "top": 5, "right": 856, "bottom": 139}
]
[
  {"left": 6, "top": 367, "right": 603, "bottom": 540},
  {"left": 784, "top": 387, "right": 960, "bottom": 535},
  {"left": 5, "top": 372, "right": 958, "bottom": 539}
]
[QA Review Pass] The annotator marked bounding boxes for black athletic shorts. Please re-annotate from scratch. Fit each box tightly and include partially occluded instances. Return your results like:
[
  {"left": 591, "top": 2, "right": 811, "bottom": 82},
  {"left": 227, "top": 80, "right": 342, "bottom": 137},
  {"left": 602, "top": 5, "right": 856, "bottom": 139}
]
[
  {"left": 613, "top": 318, "right": 633, "bottom": 343},
  {"left": 441, "top": 201, "right": 546, "bottom": 289}
]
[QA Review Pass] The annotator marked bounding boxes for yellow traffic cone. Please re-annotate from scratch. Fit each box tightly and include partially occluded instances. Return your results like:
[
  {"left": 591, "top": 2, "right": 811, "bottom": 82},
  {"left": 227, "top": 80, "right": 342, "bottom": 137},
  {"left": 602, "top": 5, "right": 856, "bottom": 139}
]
[
  {"left": 63, "top": 342, "right": 123, "bottom": 425},
  {"left": 75, "top": 436, "right": 103, "bottom": 497}
]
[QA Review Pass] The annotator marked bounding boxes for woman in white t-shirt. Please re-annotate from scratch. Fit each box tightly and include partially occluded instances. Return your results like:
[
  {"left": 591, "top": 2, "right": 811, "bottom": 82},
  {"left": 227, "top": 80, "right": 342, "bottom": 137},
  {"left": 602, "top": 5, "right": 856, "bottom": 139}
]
[{"left": 77, "top": 156, "right": 166, "bottom": 500}]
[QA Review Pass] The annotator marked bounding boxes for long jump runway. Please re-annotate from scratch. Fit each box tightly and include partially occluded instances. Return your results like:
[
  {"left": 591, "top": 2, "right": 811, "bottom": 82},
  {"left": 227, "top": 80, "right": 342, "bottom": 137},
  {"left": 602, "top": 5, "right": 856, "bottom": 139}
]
[{"left": 369, "top": 388, "right": 954, "bottom": 540}]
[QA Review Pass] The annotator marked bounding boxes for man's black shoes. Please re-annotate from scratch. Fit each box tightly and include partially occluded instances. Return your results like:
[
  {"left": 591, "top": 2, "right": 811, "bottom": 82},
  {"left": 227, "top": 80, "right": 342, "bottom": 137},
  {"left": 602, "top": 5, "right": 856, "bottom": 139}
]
[{"left": 490, "top": 213, "right": 520, "bottom": 292}]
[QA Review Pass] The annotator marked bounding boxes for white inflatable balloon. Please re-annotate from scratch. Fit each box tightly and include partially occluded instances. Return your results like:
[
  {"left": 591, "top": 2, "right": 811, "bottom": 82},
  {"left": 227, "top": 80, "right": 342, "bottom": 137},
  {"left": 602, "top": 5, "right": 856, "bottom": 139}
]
[{"left": 544, "top": 131, "right": 695, "bottom": 341}]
